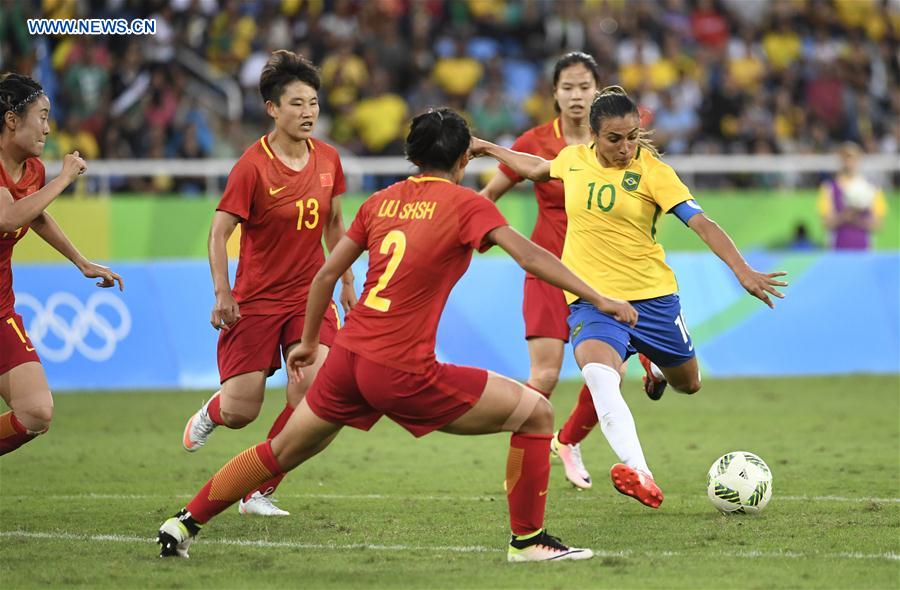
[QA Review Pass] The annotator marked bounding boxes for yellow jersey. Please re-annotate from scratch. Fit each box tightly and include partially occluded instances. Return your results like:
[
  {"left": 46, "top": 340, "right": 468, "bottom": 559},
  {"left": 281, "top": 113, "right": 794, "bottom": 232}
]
[{"left": 550, "top": 144, "right": 694, "bottom": 302}]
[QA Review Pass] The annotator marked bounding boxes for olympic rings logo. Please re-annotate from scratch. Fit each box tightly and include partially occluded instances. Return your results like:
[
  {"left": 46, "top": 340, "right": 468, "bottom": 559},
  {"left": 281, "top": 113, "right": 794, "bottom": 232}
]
[{"left": 14, "top": 291, "right": 132, "bottom": 362}]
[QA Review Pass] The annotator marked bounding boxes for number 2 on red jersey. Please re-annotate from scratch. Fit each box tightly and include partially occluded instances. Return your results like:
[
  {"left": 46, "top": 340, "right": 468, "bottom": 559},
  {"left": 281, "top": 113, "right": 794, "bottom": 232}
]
[{"left": 363, "top": 230, "right": 406, "bottom": 312}]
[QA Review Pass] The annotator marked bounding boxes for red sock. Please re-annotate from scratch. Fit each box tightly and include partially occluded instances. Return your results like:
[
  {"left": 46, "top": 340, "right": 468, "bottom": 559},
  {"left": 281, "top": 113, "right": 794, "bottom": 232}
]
[
  {"left": 186, "top": 440, "right": 283, "bottom": 523},
  {"left": 525, "top": 383, "right": 551, "bottom": 399},
  {"left": 506, "top": 433, "right": 551, "bottom": 535},
  {"left": 0, "top": 411, "right": 37, "bottom": 456},
  {"left": 558, "top": 384, "right": 598, "bottom": 445},
  {"left": 206, "top": 393, "right": 224, "bottom": 425},
  {"left": 247, "top": 403, "right": 295, "bottom": 499}
]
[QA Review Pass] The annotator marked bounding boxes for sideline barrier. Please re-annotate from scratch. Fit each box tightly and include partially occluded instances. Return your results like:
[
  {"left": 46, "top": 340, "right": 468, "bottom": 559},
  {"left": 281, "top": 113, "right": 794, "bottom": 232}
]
[
  {"left": 11, "top": 192, "right": 900, "bottom": 262},
  {"left": 10, "top": 252, "right": 899, "bottom": 391}
]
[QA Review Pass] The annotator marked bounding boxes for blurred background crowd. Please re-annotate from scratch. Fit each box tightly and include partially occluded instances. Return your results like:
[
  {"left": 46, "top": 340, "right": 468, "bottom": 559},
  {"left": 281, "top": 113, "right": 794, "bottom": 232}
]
[{"left": 0, "top": 0, "right": 898, "bottom": 191}]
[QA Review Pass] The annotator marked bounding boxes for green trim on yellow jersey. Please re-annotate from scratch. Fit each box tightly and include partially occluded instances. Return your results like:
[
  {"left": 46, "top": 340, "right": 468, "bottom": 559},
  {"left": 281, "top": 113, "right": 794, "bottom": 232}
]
[{"left": 550, "top": 145, "right": 696, "bottom": 302}]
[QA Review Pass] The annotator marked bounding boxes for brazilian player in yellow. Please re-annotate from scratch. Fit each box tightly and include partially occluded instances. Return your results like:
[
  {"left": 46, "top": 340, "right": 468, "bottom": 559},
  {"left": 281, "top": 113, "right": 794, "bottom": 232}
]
[{"left": 470, "top": 86, "right": 788, "bottom": 508}]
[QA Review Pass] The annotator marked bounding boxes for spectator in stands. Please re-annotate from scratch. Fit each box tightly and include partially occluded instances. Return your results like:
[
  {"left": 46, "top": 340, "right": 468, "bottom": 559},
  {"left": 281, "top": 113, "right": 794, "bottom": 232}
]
[
  {"left": 652, "top": 89, "right": 699, "bottom": 154},
  {"left": 431, "top": 37, "right": 483, "bottom": 99},
  {"left": 348, "top": 68, "right": 408, "bottom": 155},
  {"left": 818, "top": 142, "right": 888, "bottom": 250},
  {"left": 6, "top": 0, "right": 897, "bottom": 187}
]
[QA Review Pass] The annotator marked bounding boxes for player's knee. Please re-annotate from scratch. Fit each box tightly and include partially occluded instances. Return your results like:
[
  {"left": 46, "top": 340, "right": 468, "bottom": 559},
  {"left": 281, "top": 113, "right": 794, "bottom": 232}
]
[
  {"left": 519, "top": 396, "right": 554, "bottom": 434},
  {"left": 17, "top": 403, "right": 53, "bottom": 434},
  {"left": 674, "top": 378, "right": 702, "bottom": 395},
  {"left": 219, "top": 408, "right": 258, "bottom": 428},
  {"left": 529, "top": 368, "right": 559, "bottom": 396}
]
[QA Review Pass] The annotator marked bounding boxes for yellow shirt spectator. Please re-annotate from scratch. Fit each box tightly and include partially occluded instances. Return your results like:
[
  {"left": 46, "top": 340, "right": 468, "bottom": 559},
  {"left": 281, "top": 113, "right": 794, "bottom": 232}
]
[
  {"left": 351, "top": 93, "right": 408, "bottom": 153},
  {"left": 432, "top": 57, "right": 484, "bottom": 97},
  {"left": 762, "top": 30, "right": 801, "bottom": 72},
  {"left": 728, "top": 55, "right": 765, "bottom": 92},
  {"left": 321, "top": 52, "right": 369, "bottom": 107},
  {"left": 619, "top": 59, "right": 678, "bottom": 92}
]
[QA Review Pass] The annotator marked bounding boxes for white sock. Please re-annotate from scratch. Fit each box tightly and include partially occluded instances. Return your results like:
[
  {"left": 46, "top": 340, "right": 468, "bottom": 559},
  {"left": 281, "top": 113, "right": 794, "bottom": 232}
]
[{"left": 582, "top": 362, "right": 652, "bottom": 476}]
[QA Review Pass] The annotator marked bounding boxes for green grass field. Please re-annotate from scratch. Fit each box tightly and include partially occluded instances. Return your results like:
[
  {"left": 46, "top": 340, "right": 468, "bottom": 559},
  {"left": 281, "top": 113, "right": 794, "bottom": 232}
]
[{"left": 1, "top": 376, "right": 898, "bottom": 589}]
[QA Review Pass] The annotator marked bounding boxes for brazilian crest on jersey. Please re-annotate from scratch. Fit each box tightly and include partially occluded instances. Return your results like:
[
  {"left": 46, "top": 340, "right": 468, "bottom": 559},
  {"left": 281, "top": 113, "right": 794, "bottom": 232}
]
[{"left": 621, "top": 171, "right": 641, "bottom": 191}]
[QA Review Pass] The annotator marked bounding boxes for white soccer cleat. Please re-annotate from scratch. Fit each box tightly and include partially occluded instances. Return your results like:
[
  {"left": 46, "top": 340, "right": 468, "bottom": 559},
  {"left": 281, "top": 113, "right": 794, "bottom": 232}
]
[
  {"left": 551, "top": 431, "right": 592, "bottom": 489},
  {"left": 238, "top": 491, "right": 290, "bottom": 517},
  {"left": 507, "top": 530, "right": 594, "bottom": 562},
  {"left": 157, "top": 510, "right": 200, "bottom": 558},
  {"left": 182, "top": 394, "right": 219, "bottom": 452}
]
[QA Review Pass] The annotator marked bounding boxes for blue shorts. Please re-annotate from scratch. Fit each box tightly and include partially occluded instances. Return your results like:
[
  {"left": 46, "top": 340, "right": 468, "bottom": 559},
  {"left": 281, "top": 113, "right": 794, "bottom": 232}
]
[{"left": 568, "top": 294, "right": 695, "bottom": 367}]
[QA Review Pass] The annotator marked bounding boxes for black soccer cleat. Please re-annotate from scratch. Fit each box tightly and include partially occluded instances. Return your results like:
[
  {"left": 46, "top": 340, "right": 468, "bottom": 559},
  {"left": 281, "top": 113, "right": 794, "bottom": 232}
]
[{"left": 157, "top": 509, "right": 201, "bottom": 558}]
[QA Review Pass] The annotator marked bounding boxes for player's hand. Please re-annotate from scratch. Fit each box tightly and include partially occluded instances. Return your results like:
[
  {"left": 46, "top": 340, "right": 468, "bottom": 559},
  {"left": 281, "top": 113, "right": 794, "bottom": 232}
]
[
  {"left": 61, "top": 151, "right": 87, "bottom": 183},
  {"left": 468, "top": 137, "right": 490, "bottom": 158},
  {"left": 595, "top": 296, "right": 639, "bottom": 327},
  {"left": 286, "top": 342, "right": 318, "bottom": 383},
  {"left": 211, "top": 292, "right": 241, "bottom": 330},
  {"left": 736, "top": 269, "right": 788, "bottom": 309},
  {"left": 339, "top": 281, "right": 357, "bottom": 314},
  {"left": 79, "top": 260, "right": 124, "bottom": 291}
]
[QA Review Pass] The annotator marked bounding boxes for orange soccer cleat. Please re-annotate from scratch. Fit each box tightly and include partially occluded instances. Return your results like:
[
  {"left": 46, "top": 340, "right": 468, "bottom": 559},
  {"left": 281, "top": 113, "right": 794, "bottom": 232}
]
[{"left": 610, "top": 463, "right": 664, "bottom": 508}]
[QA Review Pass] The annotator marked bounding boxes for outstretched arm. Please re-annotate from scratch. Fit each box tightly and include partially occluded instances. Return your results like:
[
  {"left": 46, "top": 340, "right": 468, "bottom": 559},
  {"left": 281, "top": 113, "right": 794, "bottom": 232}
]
[
  {"left": 30, "top": 212, "right": 123, "bottom": 290},
  {"left": 286, "top": 236, "right": 365, "bottom": 380},
  {"left": 0, "top": 152, "right": 85, "bottom": 233},
  {"left": 470, "top": 138, "right": 553, "bottom": 183},
  {"left": 487, "top": 225, "right": 637, "bottom": 326},
  {"left": 688, "top": 214, "right": 788, "bottom": 308},
  {"left": 323, "top": 195, "right": 357, "bottom": 313}
]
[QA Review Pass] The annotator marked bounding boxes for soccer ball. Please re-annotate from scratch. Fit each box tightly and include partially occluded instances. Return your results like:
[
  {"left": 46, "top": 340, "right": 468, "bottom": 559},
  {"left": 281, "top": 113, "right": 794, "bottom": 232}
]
[
  {"left": 706, "top": 451, "right": 772, "bottom": 514},
  {"left": 842, "top": 176, "right": 877, "bottom": 209}
]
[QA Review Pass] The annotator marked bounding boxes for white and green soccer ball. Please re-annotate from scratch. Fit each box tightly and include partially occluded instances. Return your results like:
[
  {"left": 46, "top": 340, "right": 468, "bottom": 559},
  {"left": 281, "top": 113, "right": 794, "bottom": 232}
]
[{"left": 707, "top": 451, "right": 772, "bottom": 514}]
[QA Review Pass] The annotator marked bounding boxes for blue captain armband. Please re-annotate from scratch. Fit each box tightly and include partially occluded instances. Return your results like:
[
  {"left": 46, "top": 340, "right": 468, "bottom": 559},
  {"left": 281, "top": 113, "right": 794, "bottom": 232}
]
[{"left": 670, "top": 199, "right": 704, "bottom": 225}]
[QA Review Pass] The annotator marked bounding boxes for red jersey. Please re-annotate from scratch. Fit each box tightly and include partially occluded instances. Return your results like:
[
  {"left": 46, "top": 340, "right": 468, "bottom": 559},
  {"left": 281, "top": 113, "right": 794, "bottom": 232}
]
[
  {"left": 337, "top": 176, "right": 508, "bottom": 374},
  {"left": 498, "top": 118, "right": 568, "bottom": 260},
  {"left": 0, "top": 158, "right": 45, "bottom": 317},
  {"left": 218, "top": 135, "right": 345, "bottom": 315}
]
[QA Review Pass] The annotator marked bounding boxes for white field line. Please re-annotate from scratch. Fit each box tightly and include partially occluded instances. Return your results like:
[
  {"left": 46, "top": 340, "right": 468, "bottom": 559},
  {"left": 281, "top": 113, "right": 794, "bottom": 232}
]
[
  {"left": 1, "top": 530, "right": 897, "bottom": 562},
  {"left": 2, "top": 492, "right": 899, "bottom": 503}
]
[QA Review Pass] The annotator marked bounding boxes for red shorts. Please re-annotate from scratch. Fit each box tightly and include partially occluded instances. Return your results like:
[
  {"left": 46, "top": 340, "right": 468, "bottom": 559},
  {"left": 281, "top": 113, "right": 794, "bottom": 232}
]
[
  {"left": 522, "top": 276, "right": 570, "bottom": 342},
  {"left": 0, "top": 312, "right": 41, "bottom": 375},
  {"left": 217, "top": 304, "right": 340, "bottom": 383},
  {"left": 306, "top": 344, "right": 489, "bottom": 437}
]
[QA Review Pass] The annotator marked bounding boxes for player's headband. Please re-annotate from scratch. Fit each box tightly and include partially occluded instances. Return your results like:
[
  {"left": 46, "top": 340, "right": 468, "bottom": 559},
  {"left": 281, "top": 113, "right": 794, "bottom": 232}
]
[{"left": 10, "top": 89, "right": 45, "bottom": 114}]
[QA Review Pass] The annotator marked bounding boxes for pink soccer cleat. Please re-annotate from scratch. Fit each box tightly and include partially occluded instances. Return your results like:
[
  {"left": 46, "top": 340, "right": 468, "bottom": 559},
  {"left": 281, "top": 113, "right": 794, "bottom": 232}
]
[{"left": 550, "top": 431, "right": 592, "bottom": 489}]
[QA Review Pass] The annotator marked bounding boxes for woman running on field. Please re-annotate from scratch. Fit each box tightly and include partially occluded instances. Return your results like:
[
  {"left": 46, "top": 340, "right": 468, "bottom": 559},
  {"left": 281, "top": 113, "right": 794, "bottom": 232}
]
[
  {"left": 471, "top": 86, "right": 787, "bottom": 508},
  {"left": 0, "top": 73, "right": 123, "bottom": 457},
  {"left": 157, "top": 108, "right": 638, "bottom": 562},
  {"left": 481, "top": 51, "right": 612, "bottom": 490},
  {"left": 179, "top": 50, "right": 356, "bottom": 517}
]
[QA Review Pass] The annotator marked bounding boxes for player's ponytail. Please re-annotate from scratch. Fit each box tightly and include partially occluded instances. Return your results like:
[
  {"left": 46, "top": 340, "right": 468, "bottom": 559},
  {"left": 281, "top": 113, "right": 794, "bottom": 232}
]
[
  {"left": 589, "top": 86, "right": 659, "bottom": 158},
  {"left": 405, "top": 108, "right": 471, "bottom": 172},
  {"left": 0, "top": 73, "right": 44, "bottom": 130}
]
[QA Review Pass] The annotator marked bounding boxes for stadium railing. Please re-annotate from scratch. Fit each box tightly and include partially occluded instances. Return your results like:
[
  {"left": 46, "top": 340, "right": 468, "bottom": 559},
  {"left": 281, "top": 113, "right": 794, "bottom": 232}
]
[{"left": 42, "top": 154, "right": 900, "bottom": 196}]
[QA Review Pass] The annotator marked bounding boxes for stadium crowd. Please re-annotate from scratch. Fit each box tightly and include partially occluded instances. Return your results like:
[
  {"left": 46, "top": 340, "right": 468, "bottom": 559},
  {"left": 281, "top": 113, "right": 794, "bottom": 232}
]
[{"left": 0, "top": 0, "right": 897, "bottom": 191}]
